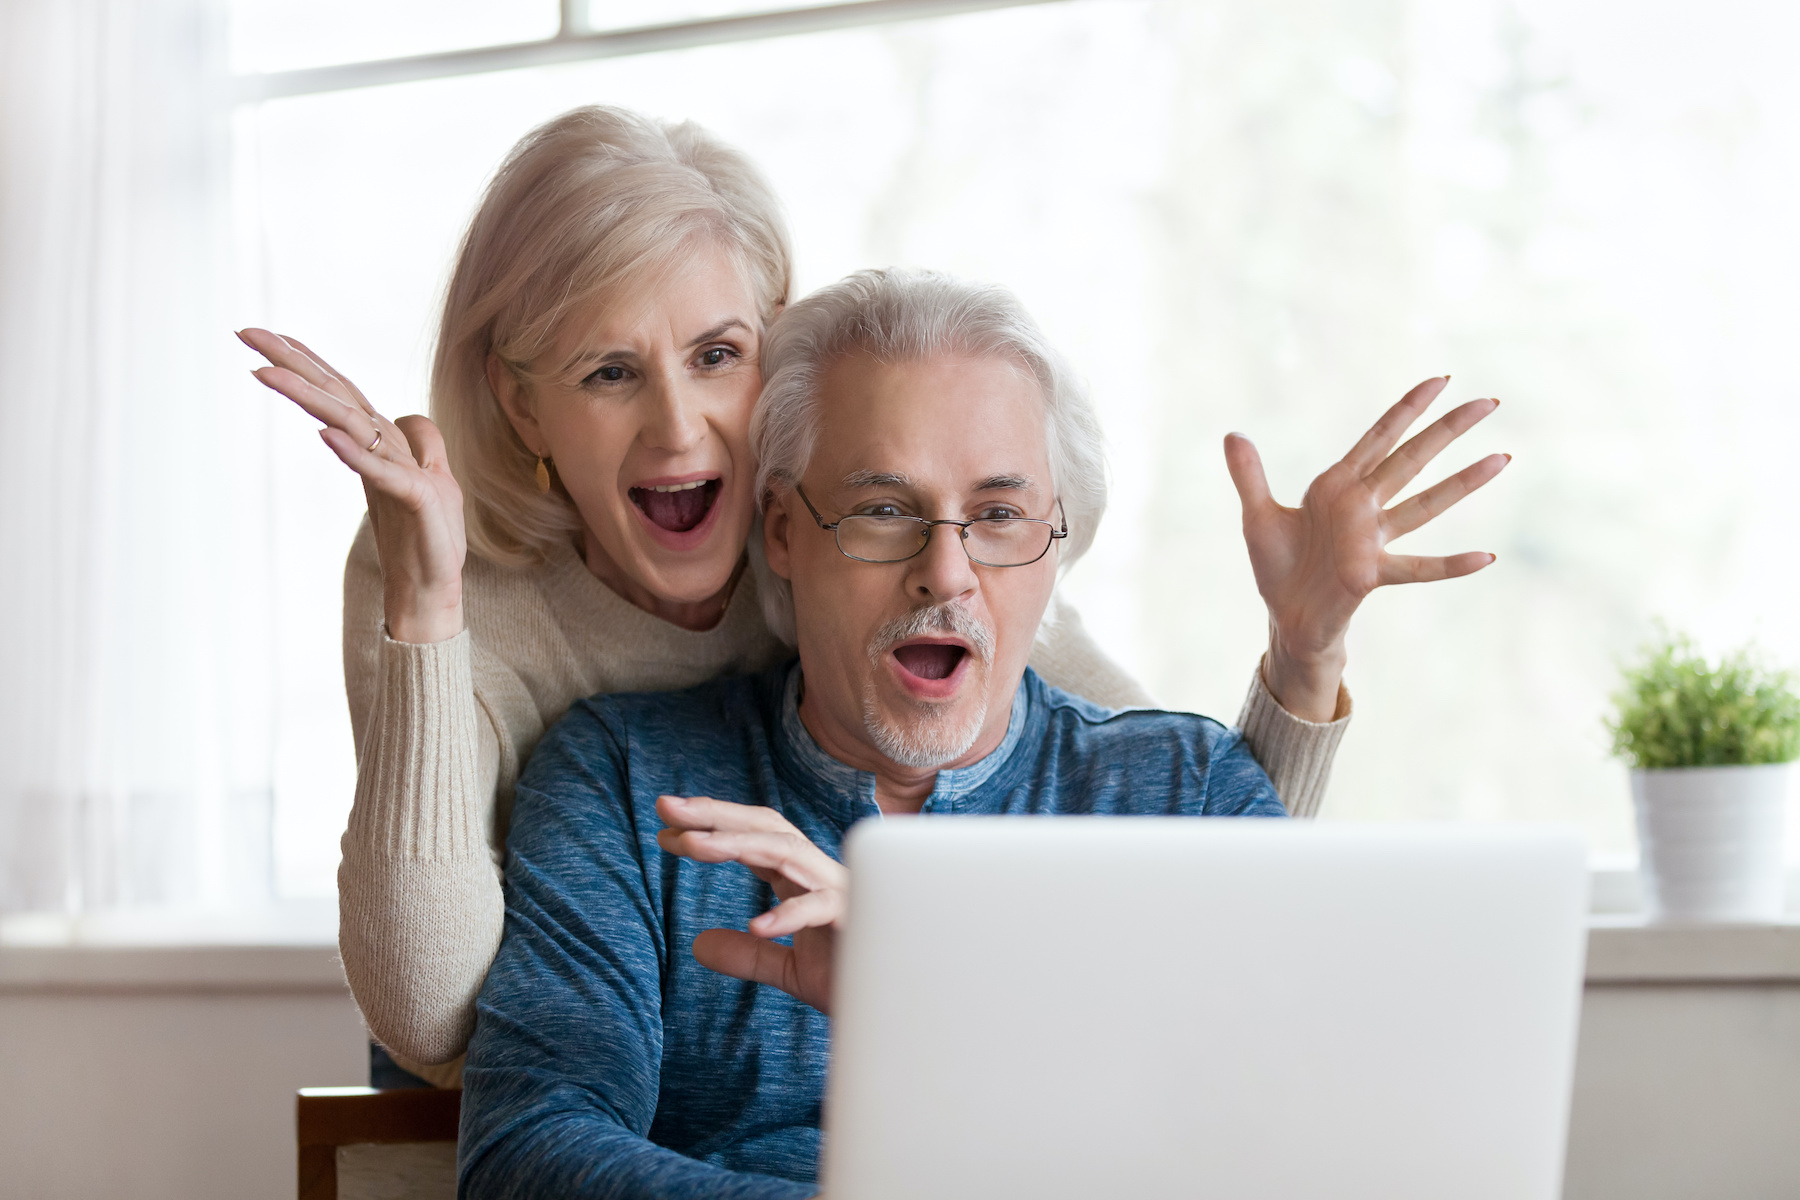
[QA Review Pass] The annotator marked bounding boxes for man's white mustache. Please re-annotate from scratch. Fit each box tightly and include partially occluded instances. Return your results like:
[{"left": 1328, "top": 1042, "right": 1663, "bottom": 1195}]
[{"left": 867, "top": 603, "right": 996, "bottom": 663}]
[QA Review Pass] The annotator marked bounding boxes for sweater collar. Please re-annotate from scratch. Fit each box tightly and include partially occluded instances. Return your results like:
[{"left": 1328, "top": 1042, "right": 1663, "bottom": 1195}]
[
  {"left": 537, "top": 540, "right": 779, "bottom": 665},
  {"left": 775, "top": 661, "right": 1030, "bottom": 817}
]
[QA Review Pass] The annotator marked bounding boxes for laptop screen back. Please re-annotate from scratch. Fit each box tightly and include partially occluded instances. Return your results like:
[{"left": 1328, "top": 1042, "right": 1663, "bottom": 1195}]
[{"left": 822, "top": 818, "right": 1587, "bottom": 1200}]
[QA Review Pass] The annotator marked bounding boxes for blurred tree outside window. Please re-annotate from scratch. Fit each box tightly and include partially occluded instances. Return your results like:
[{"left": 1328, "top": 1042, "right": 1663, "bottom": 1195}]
[
  {"left": 7, "top": 0, "right": 1795, "bottom": 924},
  {"left": 237, "top": 0, "right": 1800, "bottom": 897}
]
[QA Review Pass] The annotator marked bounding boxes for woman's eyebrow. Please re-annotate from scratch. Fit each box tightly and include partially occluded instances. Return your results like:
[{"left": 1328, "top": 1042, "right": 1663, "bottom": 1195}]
[
  {"left": 565, "top": 346, "right": 636, "bottom": 369},
  {"left": 559, "top": 319, "right": 751, "bottom": 369},
  {"left": 684, "top": 318, "right": 752, "bottom": 348}
]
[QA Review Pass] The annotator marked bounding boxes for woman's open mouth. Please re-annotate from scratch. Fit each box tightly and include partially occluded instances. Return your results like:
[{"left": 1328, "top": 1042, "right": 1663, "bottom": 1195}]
[{"left": 629, "top": 477, "right": 721, "bottom": 534}]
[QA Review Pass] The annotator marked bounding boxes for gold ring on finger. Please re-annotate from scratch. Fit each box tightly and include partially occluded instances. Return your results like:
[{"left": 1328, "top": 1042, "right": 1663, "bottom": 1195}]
[{"left": 366, "top": 428, "right": 382, "bottom": 452}]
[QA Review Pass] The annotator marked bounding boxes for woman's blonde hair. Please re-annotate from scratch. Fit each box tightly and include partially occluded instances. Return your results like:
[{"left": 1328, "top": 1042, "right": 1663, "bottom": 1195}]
[{"left": 432, "top": 106, "right": 792, "bottom": 565}]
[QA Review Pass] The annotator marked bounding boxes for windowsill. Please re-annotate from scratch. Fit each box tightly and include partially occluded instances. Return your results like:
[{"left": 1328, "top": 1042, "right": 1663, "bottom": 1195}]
[
  {"left": 1581, "top": 865, "right": 1800, "bottom": 981},
  {"left": 0, "top": 897, "right": 337, "bottom": 947},
  {"left": 3, "top": 909, "right": 1798, "bottom": 994},
  {"left": 0, "top": 899, "right": 345, "bottom": 994},
  {"left": 0, "top": 943, "right": 347, "bottom": 993},
  {"left": 1585, "top": 919, "right": 1800, "bottom": 983}
]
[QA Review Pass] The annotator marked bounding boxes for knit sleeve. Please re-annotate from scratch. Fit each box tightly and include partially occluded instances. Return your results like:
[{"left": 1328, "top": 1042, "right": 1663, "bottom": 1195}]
[
  {"left": 1234, "top": 661, "right": 1351, "bottom": 820},
  {"left": 1026, "top": 591, "right": 1156, "bottom": 709},
  {"left": 339, "top": 519, "right": 506, "bottom": 1069},
  {"left": 1027, "top": 591, "right": 1349, "bottom": 817}
]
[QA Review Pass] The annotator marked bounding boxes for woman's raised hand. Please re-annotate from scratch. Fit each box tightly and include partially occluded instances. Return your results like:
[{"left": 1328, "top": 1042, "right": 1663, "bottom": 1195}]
[
  {"left": 240, "top": 328, "right": 467, "bottom": 644},
  {"left": 1224, "top": 376, "right": 1508, "bottom": 722}
]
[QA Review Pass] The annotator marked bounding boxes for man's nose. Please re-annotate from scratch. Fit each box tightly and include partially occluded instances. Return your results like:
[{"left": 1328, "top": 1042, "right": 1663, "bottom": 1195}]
[
  {"left": 903, "top": 523, "right": 979, "bottom": 605},
  {"left": 640, "top": 371, "right": 706, "bottom": 455}
]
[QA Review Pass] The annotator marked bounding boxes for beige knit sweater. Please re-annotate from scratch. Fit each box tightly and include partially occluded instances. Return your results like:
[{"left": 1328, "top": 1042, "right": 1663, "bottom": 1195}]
[{"left": 339, "top": 518, "right": 1350, "bottom": 1085}]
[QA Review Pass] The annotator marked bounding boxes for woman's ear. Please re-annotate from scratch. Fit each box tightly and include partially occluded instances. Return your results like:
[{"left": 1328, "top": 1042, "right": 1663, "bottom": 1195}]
[
  {"left": 486, "top": 353, "right": 543, "bottom": 454},
  {"left": 762, "top": 486, "right": 795, "bottom": 582}
]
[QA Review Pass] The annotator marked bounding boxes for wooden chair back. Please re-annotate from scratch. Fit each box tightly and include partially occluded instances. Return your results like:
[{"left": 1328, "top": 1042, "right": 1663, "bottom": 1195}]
[{"left": 296, "top": 1087, "right": 460, "bottom": 1200}]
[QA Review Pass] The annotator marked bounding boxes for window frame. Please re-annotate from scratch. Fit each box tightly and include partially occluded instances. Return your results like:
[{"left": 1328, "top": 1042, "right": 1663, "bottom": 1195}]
[{"left": 230, "top": 0, "right": 1061, "bottom": 103}]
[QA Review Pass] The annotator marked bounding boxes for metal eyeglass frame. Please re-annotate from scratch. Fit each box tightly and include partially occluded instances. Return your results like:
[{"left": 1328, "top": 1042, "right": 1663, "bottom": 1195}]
[{"left": 794, "top": 483, "right": 1068, "bottom": 568}]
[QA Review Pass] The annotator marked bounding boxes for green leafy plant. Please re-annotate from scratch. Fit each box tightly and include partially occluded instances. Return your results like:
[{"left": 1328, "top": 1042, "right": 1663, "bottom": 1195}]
[{"left": 1608, "top": 631, "right": 1800, "bottom": 769}]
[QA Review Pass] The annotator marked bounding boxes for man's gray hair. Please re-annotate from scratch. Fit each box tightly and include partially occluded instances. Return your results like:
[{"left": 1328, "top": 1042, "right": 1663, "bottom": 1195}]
[{"left": 749, "top": 268, "right": 1108, "bottom": 644}]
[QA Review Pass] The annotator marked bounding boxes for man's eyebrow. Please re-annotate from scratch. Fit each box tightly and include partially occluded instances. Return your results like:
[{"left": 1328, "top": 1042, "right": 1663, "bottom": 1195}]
[
  {"left": 841, "top": 471, "right": 1036, "bottom": 491},
  {"left": 841, "top": 469, "right": 915, "bottom": 489},
  {"left": 685, "top": 318, "right": 752, "bottom": 348},
  {"left": 974, "top": 474, "right": 1036, "bottom": 491}
]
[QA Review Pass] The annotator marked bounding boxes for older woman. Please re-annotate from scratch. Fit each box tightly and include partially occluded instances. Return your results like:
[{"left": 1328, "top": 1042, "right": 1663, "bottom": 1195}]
[{"left": 243, "top": 107, "right": 1501, "bottom": 1086}]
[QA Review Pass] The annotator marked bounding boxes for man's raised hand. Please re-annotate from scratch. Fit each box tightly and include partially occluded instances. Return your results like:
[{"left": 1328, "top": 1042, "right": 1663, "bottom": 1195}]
[
  {"left": 656, "top": 795, "right": 847, "bottom": 1015},
  {"left": 1224, "top": 376, "right": 1508, "bottom": 722}
]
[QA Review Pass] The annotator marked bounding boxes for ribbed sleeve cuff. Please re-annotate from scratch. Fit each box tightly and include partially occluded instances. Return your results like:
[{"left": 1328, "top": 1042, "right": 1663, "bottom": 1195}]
[
  {"left": 1236, "top": 665, "right": 1352, "bottom": 820},
  {"left": 344, "top": 628, "right": 484, "bottom": 860}
]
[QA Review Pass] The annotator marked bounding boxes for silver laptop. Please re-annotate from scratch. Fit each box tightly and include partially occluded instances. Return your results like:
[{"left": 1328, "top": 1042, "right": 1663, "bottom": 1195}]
[{"left": 821, "top": 818, "right": 1588, "bottom": 1200}]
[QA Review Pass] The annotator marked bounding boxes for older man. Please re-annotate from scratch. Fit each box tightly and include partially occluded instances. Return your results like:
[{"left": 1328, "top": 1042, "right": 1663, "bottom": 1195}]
[{"left": 456, "top": 269, "right": 1489, "bottom": 1199}]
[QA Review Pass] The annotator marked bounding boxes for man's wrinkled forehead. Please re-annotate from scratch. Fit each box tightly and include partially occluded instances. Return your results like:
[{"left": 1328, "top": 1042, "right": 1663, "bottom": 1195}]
[{"left": 808, "top": 349, "right": 1051, "bottom": 486}]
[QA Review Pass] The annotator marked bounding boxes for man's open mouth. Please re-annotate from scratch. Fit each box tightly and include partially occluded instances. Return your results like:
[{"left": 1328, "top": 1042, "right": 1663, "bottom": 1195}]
[
  {"left": 892, "top": 642, "right": 969, "bottom": 682},
  {"left": 629, "top": 478, "right": 721, "bottom": 533}
]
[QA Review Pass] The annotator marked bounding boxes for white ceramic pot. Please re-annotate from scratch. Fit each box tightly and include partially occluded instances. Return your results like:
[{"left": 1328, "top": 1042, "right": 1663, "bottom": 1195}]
[{"left": 1631, "top": 762, "right": 1790, "bottom": 923}]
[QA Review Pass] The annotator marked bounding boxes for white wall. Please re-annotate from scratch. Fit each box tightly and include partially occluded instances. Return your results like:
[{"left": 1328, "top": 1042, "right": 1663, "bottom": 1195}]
[
  {"left": 0, "top": 949, "right": 365, "bottom": 1200},
  {"left": 3, "top": 932, "right": 1799, "bottom": 1200},
  {"left": 1566, "top": 984, "right": 1800, "bottom": 1200}
]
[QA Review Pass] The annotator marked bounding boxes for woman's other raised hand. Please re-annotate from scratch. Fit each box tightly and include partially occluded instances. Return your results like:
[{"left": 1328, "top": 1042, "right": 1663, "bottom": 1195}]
[
  {"left": 1224, "top": 376, "right": 1508, "bottom": 723},
  {"left": 240, "top": 328, "right": 467, "bottom": 644}
]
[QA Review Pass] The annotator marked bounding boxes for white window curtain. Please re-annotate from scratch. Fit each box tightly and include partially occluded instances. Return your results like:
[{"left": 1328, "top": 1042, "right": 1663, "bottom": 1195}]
[{"left": 0, "top": 0, "right": 278, "bottom": 925}]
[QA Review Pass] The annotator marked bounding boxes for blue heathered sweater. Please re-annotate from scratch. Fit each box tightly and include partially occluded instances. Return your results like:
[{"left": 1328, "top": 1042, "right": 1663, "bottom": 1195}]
[{"left": 458, "top": 661, "right": 1285, "bottom": 1200}]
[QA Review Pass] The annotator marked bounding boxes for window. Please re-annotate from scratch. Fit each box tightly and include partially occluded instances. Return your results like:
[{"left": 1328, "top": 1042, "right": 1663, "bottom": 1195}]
[{"left": 5, "top": 0, "right": 1798, "bottom": 929}]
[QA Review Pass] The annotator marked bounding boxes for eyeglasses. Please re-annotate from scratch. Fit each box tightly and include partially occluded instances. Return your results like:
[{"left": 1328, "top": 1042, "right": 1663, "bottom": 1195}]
[{"left": 795, "top": 484, "right": 1068, "bottom": 568}]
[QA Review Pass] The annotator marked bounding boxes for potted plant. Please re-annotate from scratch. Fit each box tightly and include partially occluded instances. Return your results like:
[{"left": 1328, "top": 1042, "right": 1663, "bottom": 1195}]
[{"left": 1608, "top": 632, "right": 1800, "bottom": 923}]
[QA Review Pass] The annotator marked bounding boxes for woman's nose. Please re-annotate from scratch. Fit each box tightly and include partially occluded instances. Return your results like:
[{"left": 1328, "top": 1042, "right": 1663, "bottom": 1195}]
[{"left": 640, "top": 374, "right": 706, "bottom": 454}]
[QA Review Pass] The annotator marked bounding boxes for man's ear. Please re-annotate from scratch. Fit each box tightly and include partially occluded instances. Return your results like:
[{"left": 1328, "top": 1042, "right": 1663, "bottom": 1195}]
[
  {"left": 762, "top": 485, "right": 796, "bottom": 582},
  {"left": 486, "top": 353, "right": 544, "bottom": 455}
]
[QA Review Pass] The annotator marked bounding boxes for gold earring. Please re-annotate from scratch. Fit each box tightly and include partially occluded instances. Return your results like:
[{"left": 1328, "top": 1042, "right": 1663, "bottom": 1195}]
[{"left": 535, "top": 457, "right": 552, "bottom": 494}]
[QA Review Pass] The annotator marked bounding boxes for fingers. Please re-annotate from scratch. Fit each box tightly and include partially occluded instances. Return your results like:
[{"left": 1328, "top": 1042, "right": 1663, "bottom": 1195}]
[
  {"left": 276, "top": 333, "right": 377, "bottom": 413},
  {"left": 691, "top": 928, "right": 802, "bottom": 996},
  {"left": 237, "top": 328, "right": 374, "bottom": 415},
  {"left": 238, "top": 327, "right": 320, "bottom": 379},
  {"left": 1222, "top": 433, "right": 1276, "bottom": 522},
  {"left": 1383, "top": 453, "right": 1509, "bottom": 539},
  {"left": 749, "top": 887, "right": 844, "bottom": 939},
  {"left": 657, "top": 795, "right": 810, "bottom": 837},
  {"left": 1378, "top": 550, "right": 1497, "bottom": 586},
  {"left": 238, "top": 329, "right": 349, "bottom": 403},
  {"left": 657, "top": 826, "right": 847, "bottom": 894},
  {"left": 317, "top": 425, "right": 426, "bottom": 498},
  {"left": 1366, "top": 398, "right": 1499, "bottom": 503},
  {"left": 1342, "top": 376, "right": 1450, "bottom": 475},
  {"left": 253, "top": 365, "right": 384, "bottom": 452},
  {"left": 395, "top": 414, "right": 447, "bottom": 471}
]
